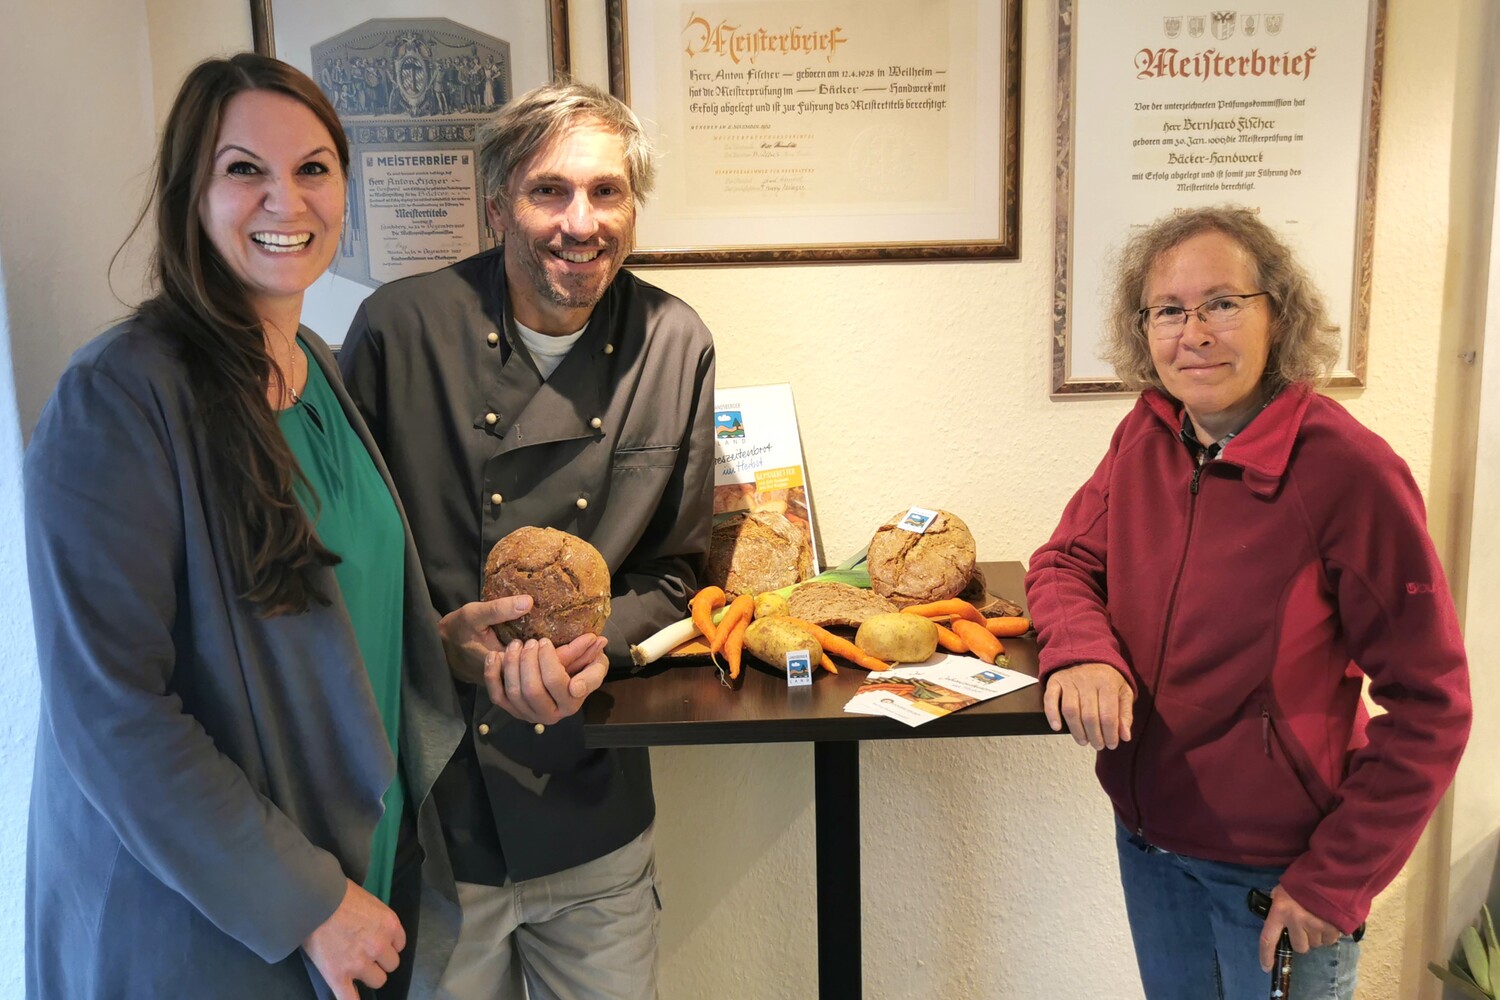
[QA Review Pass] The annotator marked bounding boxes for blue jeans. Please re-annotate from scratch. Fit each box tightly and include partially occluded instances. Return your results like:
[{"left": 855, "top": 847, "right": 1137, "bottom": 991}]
[{"left": 1115, "top": 820, "right": 1360, "bottom": 1000}]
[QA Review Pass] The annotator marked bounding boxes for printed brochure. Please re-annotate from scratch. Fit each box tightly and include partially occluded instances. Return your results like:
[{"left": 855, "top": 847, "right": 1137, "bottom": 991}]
[
  {"left": 844, "top": 654, "right": 1039, "bottom": 727},
  {"left": 713, "top": 383, "right": 820, "bottom": 574}
]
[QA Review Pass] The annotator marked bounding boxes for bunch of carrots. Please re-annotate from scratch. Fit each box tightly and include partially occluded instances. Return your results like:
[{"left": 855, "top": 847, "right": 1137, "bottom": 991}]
[
  {"left": 687, "top": 587, "right": 1031, "bottom": 681},
  {"left": 689, "top": 587, "right": 751, "bottom": 679},
  {"left": 899, "top": 598, "right": 1031, "bottom": 668}
]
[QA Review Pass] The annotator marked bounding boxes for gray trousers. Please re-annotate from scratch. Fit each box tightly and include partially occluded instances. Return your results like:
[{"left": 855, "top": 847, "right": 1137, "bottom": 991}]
[{"left": 436, "top": 826, "right": 660, "bottom": 1000}]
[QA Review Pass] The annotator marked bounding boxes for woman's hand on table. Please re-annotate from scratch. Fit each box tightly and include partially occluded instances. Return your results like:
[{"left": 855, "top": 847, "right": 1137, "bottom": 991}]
[{"left": 1044, "top": 662, "right": 1134, "bottom": 750}]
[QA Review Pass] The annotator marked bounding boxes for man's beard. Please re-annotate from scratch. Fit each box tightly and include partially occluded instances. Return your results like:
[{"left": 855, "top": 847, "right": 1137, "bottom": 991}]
[{"left": 517, "top": 235, "right": 629, "bottom": 310}]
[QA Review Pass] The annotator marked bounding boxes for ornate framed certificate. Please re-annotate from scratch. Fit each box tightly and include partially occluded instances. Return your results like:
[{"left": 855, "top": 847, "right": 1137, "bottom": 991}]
[
  {"left": 1053, "top": 0, "right": 1384, "bottom": 393},
  {"left": 249, "top": 0, "right": 568, "bottom": 342},
  {"left": 603, "top": 0, "right": 1022, "bottom": 265}
]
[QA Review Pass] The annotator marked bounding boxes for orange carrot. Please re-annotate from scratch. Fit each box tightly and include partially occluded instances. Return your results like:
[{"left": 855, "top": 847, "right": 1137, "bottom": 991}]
[
  {"left": 820, "top": 652, "right": 840, "bottom": 675},
  {"left": 984, "top": 616, "right": 1032, "bottom": 638},
  {"left": 932, "top": 621, "right": 969, "bottom": 654},
  {"left": 952, "top": 619, "right": 1005, "bottom": 665},
  {"left": 711, "top": 594, "right": 755, "bottom": 656},
  {"left": 725, "top": 616, "right": 749, "bottom": 680},
  {"left": 690, "top": 587, "right": 726, "bottom": 649},
  {"left": 779, "top": 616, "right": 891, "bottom": 672},
  {"left": 902, "top": 599, "right": 986, "bottom": 625}
]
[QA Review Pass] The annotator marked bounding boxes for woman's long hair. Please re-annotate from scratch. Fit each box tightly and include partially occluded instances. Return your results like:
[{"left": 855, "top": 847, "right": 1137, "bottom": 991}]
[{"left": 138, "top": 53, "right": 348, "bottom": 616}]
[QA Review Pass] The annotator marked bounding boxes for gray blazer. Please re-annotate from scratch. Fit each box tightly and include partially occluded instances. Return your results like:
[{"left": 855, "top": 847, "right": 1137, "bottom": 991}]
[{"left": 24, "top": 320, "right": 465, "bottom": 999}]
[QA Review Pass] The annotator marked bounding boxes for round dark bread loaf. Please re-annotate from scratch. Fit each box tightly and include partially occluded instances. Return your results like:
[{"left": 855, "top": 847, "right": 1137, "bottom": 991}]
[
  {"left": 481, "top": 526, "right": 611, "bottom": 644},
  {"left": 705, "top": 511, "right": 812, "bottom": 597},
  {"left": 866, "top": 510, "right": 977, "bottom": 607}
]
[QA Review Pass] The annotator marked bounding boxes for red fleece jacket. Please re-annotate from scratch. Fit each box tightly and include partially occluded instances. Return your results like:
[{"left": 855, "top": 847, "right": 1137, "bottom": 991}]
[{"left": 1026, "top": 385, "right": 1470, "bottom": 933}]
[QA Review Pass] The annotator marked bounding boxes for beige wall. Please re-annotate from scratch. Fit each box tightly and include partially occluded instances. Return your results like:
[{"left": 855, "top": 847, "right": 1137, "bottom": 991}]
[
  {"left": 0, "top": 1, "right": 163, "bottom": 994},
  {"left": 1442, "top": 0, "right": 1500, "bottom": 969},
  {"left": 3, "top": 0, "right": 160, "bottom": 436},
  {"left": 0, "top": 0, "right": 1482, "bottom": 997}
]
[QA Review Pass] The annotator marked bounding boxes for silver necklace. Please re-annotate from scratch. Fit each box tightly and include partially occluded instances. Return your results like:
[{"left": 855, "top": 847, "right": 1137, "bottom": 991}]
[{"left": 271, "top": 329, "right": 303, "bottom": 407}]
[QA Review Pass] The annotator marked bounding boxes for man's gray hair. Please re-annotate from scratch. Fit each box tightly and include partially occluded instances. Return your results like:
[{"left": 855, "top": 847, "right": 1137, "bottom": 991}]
[{"left": 477, "top": 81, "right": 656, "bottom": 211}]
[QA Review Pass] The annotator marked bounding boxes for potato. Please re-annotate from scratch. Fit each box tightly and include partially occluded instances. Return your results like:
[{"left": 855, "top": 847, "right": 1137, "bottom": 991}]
[
  {"left": 855, "top": 613, "right": 938, "bottom": 663},
  {"left": 744, "top": 617, "right": 823, "bottom": 671},
  {"left": 754, "top": 591, "right": 790, "bottom": 619}
]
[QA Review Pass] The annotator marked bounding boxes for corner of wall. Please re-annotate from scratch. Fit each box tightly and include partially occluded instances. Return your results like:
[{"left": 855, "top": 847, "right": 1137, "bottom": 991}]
[
  {"left": 1426, "top": 0, "right": 1500, "bottom": 991},
  {"left": 0, "top": 254, "right": 41, "bottom": 1000}
]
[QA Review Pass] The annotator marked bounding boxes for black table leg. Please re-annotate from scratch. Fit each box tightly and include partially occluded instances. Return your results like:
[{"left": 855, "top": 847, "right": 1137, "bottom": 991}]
[{"left": 814, "top": 740, "right": 861, "bottom": 999}]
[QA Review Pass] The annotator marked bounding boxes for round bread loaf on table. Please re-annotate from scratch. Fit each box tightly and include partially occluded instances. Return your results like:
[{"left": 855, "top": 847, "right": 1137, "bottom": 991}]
[
  {"left": 866, "top": 510, "right": 977, "bottom": 607},
  {"left": 481, "top": 526, "right": 611, "bottom": 644},
  {"left": 958, "top": 564, "right": 989, "bottom": 606},
  {"left": 705, "top": 511, "right": 812, "bottom": 597}
]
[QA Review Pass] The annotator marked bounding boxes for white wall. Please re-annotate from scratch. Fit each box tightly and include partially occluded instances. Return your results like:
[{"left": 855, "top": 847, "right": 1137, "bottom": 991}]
[
  {"left": 1442, "top": 0, "right": 1500, "bottom": 962},
  {"left": 0, "top": 2, "right": 161, "bottom": 997},
  {"left": 2, "top": 2, "right": 159, "bottom": 439},
  {"left": 0, "top": 0, "right": 1482, "bottom": 998},
  {"left": 0, "top": 265, "right": 37, "bottom": 1000}
]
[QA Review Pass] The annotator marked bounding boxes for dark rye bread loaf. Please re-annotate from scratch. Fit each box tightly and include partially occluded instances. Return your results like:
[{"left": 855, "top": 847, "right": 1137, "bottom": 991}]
[
  {"left": 867, "top": 510, "right": 977, "bottom": 607},
  {"left": 705, "top": 511, "right": 812, "bottom": 597},
  {"left": 786, "top": 581, "right": 898, "bottom": 628},
  {"left": 482, "top": 526, "right": 611, "bottom": 644}
]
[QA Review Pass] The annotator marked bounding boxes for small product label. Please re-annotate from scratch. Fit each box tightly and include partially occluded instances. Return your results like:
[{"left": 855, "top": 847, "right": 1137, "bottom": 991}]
[
  {"left": 785, "top": 649, "right": 813, "bottom": 687},
  {"left": 896, "top": 506, "right": 940, "bottom": 534}
]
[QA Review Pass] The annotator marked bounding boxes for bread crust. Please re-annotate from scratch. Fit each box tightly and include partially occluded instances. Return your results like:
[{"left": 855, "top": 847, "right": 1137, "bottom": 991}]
[
  {"left": 481, "top": 526, "right": 612, "bottom": 644},
  {"left": 785, "top": 581, "right": 898, "bottom": 627},
  {"left": 705, "top": 511, "right": 812, "bottom": 597},
  {"left": 866, "top": 510, "right": 977, "bottom": 607}
]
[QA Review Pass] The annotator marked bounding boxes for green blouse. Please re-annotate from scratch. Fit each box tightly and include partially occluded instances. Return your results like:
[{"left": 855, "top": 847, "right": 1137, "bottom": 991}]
[{"left": 278, "top": 347, "right": 406, "bottom": 903}]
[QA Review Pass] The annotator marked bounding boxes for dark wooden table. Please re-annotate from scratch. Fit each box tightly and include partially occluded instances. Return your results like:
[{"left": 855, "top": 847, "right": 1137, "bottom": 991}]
[{"left": 583, "top": 562, "right": 1055, "bottom": 999}]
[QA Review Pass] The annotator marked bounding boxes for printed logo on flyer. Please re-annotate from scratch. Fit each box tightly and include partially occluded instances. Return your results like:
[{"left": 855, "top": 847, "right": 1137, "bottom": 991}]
[{"left": 714, "top": 409, "right": 746, "bottom": 439}]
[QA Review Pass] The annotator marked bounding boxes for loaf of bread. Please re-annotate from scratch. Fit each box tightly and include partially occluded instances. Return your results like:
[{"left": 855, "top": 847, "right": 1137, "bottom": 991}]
[
  {"left": 786, "top": 581, "right": 898, "bottom": 628},
  {"left": 704, "top": 511, "right": 812, "bottom": 597},
  {"left": 481, "top": 526, "right": 611, "bottom": 644},
  {"left": 866, "top": 510, "right": 977, "bottom": 607},
  {"left": 958, "top": 565, "right": 989, "bottom": 606}
]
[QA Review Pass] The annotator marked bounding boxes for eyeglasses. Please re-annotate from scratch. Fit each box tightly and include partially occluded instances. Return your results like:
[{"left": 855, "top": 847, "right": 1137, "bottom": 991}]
[{"left": 1138, "top": 291, "right": 1271, "bottom": 338}]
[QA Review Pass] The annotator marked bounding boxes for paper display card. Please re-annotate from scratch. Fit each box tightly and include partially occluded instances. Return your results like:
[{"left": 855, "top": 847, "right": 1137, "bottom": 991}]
[
  {"left": 896, "top": 506, "right": 940, "bottom": 534},
  {"left": 844, "top": 655, "right": 1040, "bottom": 728},
  {"left": 785, "top": 650, "right": 815, "bottom": 688},
  {"left": 712, "top": 383, "right": 820, "bottom": 575}
]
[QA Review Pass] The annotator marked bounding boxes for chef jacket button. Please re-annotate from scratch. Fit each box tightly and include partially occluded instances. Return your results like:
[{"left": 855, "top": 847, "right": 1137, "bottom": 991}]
[
  {"left": 533, "top": 723, "right": 546, "bottom": 735},
  {"left": 603, "top": 343, "right": 614, "bottom": 354},
  {"left": 490, "top": 493, "right": 503, "bottom": 506},
  {"left": 487, "top": 331, "right": 499, "bottom": 346},
  {"left": 589, "top": 417, "right": 602, "bottom": 430},
  {"left": 478, "top": 723, "right": 491, "bottom": 736},
  {"left": 485, "top": 412, "right": 498, "bottom": 425},
  {"left": 575, "top": 497, "right": 588, "bottom": 510}
]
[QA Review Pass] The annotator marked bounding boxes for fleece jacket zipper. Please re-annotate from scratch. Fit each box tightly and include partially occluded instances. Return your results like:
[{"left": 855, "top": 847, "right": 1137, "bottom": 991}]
[{"left": 1130, "top": 448, "right": 1207, "bottom": 835}]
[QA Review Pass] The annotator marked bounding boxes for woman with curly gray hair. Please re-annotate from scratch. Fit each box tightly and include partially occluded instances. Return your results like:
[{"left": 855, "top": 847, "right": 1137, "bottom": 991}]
[
  {"left": 1026, "top": 206, "right": 1470, "bottom": 1000},
  {"left": 1101, "top": 205, "right": 1343, "bottom": 399}
]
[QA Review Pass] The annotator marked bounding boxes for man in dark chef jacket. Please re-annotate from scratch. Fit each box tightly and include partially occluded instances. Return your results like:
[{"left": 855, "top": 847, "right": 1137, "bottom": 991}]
[{"left": 341, "top": 81, "right": 715, "bottom": 1000}]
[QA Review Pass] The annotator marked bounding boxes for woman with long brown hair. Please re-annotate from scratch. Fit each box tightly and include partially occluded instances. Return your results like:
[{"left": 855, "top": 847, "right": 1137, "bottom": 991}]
[{"left": 24, "top": 54, "right": 466, "bottom": 999}]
